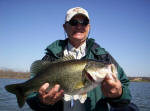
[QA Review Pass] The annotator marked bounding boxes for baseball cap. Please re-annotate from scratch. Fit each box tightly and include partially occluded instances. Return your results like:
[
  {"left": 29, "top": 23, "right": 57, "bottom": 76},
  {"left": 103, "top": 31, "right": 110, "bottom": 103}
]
[{"left": 65, "top": 7, "right": 89, "bottom": 22}]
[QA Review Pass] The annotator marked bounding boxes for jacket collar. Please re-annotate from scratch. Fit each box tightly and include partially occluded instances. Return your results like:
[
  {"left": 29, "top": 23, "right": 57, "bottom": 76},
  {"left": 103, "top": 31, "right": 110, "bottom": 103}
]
[{"left": 46, "top": 38, "right": 96, "bottom": 58}]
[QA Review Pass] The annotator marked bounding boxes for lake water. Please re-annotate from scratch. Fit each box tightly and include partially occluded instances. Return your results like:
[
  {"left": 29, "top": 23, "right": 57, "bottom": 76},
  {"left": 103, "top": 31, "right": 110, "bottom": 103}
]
[{"left": 0, "top": 78, "right": 150, "bottom": 111}]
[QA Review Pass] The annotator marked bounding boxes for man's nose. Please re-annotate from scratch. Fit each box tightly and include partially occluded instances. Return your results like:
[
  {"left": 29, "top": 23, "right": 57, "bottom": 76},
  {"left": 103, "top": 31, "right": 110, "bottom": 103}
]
[{"left": 76, "top": 23, "right": 83, "bottom": 29}]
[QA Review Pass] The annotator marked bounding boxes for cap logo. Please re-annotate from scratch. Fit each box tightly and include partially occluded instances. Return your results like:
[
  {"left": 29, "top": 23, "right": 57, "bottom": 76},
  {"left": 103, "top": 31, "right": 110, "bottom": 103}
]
[{"left": 73, "top": 8, "right": 85, "bottom": 14}]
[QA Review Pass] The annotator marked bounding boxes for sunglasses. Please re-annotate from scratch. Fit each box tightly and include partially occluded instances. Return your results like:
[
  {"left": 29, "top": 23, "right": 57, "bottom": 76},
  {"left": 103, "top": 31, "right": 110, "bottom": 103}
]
[{"left": 66, "top": 19, "right": 89, "bottom": 26}]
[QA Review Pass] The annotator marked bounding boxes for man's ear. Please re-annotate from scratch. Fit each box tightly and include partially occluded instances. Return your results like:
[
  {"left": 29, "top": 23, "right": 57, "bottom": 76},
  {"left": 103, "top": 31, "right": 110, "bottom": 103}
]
[
  {"left": 88, "top": 24, "right": 91, "bottom": 31},
  {"left": 63, "top": 24, "right": 67, "bottom": 32}
]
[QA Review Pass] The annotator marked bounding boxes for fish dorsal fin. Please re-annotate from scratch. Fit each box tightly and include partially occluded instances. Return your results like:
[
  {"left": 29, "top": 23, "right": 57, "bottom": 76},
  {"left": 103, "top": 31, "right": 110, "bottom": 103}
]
[
  {"left": 61, "top": 55, "right": 75, "bottom": 61},
  {"left": 30, "top": 60, "right": 51, "bottom": 74},
  {"left": 53, "top": 55, "right": 75, "bottom": 63},
  {"left": 30, "top": 55, "right": 75, "bottom": 74}
]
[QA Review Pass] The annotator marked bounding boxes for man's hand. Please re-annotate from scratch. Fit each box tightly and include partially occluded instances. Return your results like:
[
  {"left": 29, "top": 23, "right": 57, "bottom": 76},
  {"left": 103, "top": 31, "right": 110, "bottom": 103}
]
[
  {"left": 101, "top": 74, "right": 122, "bottom": 98},
  {"left": 38, "top": 83, "right": 64, "bottom": 105}
]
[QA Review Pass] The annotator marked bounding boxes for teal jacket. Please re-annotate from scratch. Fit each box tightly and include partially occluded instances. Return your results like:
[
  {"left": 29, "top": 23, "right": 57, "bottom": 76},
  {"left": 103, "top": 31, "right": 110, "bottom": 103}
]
[{"left": 26, "top": 38, "right": 131, "bottom": 111}]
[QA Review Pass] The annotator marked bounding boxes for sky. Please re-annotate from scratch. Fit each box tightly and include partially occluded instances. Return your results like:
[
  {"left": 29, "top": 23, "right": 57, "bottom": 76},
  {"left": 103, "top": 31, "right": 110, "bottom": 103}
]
[{"left": 0, "top": 0, "right": 150, "bottom": 77}]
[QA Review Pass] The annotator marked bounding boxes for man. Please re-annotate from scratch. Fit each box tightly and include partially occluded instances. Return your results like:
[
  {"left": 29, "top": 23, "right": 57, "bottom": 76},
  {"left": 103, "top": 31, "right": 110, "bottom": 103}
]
[{"left": 26, "top": 7, "right": 132, "bottom": 111}]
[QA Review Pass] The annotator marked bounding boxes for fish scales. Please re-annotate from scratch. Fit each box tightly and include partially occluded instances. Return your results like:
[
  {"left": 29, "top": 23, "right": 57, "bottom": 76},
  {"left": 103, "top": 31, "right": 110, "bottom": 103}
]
[
  {"left": 5, "top": 56, "right": 117, "bottom": 108},
  {"left": 23, "top": 59, "right": 88, "bottom": 96}
]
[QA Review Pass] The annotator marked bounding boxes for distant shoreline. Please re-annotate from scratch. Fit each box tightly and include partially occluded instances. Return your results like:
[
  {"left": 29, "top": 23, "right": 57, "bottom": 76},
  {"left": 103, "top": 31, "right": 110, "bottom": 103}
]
[
  {"left": 0, "top": 69, "right": 150, "bottom": 82},
  {"left": 0, "top": 69, "right": 30, "bottom": 80},
  {"left": 128, "top": 77, "right": 150, "bottom": 82}
]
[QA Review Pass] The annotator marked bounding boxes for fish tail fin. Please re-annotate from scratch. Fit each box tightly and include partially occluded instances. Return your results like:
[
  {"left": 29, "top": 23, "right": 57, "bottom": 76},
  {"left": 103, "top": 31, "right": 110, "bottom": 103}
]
[{"left": 5, "top": 84, "right": 26, "bottom": 108}]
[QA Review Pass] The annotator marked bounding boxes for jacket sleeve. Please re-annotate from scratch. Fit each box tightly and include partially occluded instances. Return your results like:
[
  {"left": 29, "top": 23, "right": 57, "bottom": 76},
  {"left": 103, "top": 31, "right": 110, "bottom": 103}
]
[
  {"left": 101, "top": 53, "right": 132, "bottom": 108},
  {"left": 92, "top": 45, "right": 132, "bottom": 108},
  {"left": 105, "top": 64, "right": 132, "bottom": 108},
  {"left": 26, "top": 54, "right": 63, "bottom": 111}
]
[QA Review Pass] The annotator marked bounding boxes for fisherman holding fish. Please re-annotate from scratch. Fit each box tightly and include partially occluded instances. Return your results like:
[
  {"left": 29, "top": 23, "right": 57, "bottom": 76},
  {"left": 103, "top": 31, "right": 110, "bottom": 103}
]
[{"left": 5, "top": 7, "right": 135, "bottom": 111}]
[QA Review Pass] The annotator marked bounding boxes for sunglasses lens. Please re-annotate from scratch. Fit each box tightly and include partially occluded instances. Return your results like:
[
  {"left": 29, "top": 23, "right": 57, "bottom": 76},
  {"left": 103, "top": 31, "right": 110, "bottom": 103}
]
[
  {"left": 68, "top": 19, "right": 89, "bottom": 26},
  {"left": 82, "top": 20, "right": 89, "bottom": 26},
  {"left": 69, "top": 20, "right": 78, "bottom": 26}
]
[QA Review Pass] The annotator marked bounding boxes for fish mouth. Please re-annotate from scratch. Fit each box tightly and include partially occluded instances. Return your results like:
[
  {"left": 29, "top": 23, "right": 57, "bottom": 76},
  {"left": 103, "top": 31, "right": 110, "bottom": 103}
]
[{"left": 85, "top": 71, "right": 95, "bottom": 83}]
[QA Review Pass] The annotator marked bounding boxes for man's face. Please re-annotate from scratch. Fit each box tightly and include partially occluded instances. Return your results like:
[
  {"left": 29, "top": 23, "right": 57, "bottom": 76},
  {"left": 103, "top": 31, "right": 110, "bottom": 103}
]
[{"left": 64, "top": 14, "right": 90, "bottom": 44}]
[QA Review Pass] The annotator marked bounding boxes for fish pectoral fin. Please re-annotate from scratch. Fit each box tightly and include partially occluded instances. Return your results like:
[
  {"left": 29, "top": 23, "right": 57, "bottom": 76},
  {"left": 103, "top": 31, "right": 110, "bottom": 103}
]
[{"left": 74, "top": 82, "right": 84, "bottom": 89}]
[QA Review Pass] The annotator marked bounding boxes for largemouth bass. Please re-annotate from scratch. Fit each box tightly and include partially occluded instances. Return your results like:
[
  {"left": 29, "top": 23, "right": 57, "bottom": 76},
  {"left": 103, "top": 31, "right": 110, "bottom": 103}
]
[{"left": 5, "top": 56, "right": 117, "bottom": 108}]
